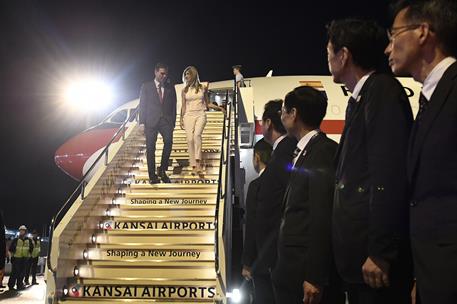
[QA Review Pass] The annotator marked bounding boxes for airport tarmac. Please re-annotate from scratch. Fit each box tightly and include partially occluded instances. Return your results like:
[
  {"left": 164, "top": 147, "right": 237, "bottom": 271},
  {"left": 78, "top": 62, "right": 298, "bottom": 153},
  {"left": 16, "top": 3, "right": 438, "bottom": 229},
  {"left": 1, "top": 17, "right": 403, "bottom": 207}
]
[{"left": 0, "top": 276, "right": 46, "bottom": 303}]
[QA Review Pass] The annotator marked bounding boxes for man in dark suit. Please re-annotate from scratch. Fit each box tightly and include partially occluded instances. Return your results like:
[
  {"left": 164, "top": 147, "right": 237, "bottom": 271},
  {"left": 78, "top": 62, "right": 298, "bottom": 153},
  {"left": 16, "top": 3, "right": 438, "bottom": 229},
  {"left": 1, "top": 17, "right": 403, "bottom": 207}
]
[
  {"left": 255, "top": 99, "right": 297, "bottom": 303},
  {"left": 327, "top": 19, "right": 414, "bottom": 303},
  {"left": 241, "top": 138, "right": 272, "bottom": 303},
  {"left": 139, "top": 62, "right": 177, "bottom": 184},
  {"left": 385, "top": 1, "right": 457, "bottom": 303},
  {"left": 272, "top": 86, "right": 344, "bottom": 304}
]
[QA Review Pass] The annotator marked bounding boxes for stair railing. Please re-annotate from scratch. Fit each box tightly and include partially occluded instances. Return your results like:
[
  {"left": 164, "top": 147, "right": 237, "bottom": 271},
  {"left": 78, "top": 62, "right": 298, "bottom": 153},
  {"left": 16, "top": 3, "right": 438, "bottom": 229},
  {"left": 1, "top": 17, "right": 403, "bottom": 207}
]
[{"left": 46, "top": 107, "right": 139, "bottom": 277}]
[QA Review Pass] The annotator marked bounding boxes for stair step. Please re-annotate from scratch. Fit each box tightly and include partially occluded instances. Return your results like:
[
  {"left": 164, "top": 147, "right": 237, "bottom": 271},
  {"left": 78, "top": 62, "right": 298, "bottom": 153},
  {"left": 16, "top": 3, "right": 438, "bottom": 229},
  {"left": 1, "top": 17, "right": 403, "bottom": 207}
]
[
  {"left": 82, "top": 260, "right": 214, "bottom": 267},
  {"left": 105, "top": 208, "right": 216, "bottom": 217},
  {"left": 131, "top": 173, "right": 219, "bottom": 180},
  {"left": 98, "top": 218, "right": 215, "bottom": 232},
  {"left": 78, "top": 233, "right": 215, "bottom": 245},
  {"left": 115, "top": 196, "right": 216, "bottom": 206},
  {"left": 127, "top": 182, "right": 219, "bottom": 190},
  {"left": 90, "top": 244, "right": 214, "bottom": 250},
  {"left": 60, "top": 300, "right": 214, "bottom": 303},
  {"left": 75, "top": 246, "right": 214, "bottom": 262},
  {"left": 76, "top": 265, "right": 217, "bottom": 280},
  {"left": 62, "top": 281, "right": 216, "bottom": 301}
]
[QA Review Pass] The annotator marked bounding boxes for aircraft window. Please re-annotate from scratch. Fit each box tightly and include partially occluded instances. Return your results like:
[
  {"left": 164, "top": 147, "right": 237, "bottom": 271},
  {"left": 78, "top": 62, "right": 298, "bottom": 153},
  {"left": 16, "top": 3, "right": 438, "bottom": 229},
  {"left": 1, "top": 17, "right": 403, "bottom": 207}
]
[
  {"left": 128, "top": 107, "right": 139, "bottom": 122},
  {"left": 109, "top": 110, "right": 128, "bottom": 123}
]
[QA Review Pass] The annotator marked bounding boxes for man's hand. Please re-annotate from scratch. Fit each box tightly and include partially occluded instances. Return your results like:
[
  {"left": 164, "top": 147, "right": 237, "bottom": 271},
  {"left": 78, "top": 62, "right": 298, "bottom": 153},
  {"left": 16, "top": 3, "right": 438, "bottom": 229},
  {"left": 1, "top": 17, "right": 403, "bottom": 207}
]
[
  {"left": 362, "top": 256, "right": 390, "bottom": 288},
  {"left": 139, "top": 124, "right": 145, "bottom": 135},
  {"left": 241, "top": 265, "right": 252, "bottom": 281},
  {"left": 411, "top": 280, "right": 417, "bottom": 304},
  {"left": 303, "top": 281, "right": 322, "bottom": 304}
]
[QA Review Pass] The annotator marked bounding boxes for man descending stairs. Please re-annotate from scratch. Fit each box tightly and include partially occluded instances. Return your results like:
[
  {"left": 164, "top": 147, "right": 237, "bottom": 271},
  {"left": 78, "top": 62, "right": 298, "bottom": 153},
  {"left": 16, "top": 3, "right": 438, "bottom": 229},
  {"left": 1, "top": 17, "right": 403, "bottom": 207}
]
[{"left": 56, "top": 112, "right": 225, "bottom": 303}]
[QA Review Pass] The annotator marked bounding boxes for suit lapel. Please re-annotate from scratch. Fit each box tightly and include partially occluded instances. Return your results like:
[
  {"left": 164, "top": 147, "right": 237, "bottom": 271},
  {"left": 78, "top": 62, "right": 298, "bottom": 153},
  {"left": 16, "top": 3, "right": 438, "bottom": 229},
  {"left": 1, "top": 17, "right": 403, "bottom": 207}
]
[
  {"left": 408, "top": 62, "right": 457, "bottom": 180},
  {"left": 336, "top": 75, "right": 374, "bottom": 177},
  {"left": 151, "top": 82, "right": 161, "bottom": 104},
  {"left": 282, "top": 133, "right": 323, "bottom": 211}
]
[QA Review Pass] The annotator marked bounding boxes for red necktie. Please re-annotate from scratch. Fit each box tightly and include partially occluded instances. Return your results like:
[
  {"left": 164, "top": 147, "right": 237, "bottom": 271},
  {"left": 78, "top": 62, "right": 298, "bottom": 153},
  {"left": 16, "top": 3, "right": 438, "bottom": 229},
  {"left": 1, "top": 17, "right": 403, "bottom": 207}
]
[{"left": 157, "top": 83, "right": 163, "bottom": 103}]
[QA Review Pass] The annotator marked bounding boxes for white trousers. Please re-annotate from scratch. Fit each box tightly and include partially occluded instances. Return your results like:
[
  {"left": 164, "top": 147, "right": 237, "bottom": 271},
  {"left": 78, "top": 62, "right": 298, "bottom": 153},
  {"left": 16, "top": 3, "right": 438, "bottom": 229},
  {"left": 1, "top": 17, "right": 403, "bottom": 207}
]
[{"left": 183, "top": 111, "right": 207, "bottom": 167}]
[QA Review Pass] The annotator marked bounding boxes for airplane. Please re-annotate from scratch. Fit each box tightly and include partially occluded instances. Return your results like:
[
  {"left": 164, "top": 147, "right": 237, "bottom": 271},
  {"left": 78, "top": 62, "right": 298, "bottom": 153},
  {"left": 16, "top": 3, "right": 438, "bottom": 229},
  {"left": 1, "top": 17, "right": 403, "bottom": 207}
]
[{"left": 54, "top": 74, "right": 421, "bottom": 185}]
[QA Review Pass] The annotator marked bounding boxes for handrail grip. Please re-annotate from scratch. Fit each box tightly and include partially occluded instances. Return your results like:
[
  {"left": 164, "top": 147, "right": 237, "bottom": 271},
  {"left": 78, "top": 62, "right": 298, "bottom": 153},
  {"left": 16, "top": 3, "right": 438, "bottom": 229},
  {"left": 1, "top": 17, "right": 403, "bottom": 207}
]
[{"left": 47, "top": 107, "right": 139, "bottom": 274}]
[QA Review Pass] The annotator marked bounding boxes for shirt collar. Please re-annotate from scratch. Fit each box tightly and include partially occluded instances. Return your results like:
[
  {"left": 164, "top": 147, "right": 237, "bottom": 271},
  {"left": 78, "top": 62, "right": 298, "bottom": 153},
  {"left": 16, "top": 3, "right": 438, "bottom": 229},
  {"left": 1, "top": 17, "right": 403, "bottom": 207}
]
[
  {"left": 272, "top": 134, "right": 287, "bottom": 151},
  {"left": 154, "top": 79, "right": 161, "bottom": 88},
  {"left": 258, "top": 168, "right": 266, "bottom": 176},
  {"left": 422, "top": 57, "right": 456, "bottom": 100},
  {"left": 296, "top": 130, "right": 319, "bottom": 152},
  {"left": 351, "top": 71, "right": 375, "bottom": 102}
]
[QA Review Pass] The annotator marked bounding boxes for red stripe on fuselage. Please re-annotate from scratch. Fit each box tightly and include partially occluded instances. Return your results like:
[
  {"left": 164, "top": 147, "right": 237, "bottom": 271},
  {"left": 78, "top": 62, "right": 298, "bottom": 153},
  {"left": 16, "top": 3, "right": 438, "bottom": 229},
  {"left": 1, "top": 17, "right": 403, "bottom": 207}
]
[{"left": 255, "top": 119, "right": 345, "bottom": 135}]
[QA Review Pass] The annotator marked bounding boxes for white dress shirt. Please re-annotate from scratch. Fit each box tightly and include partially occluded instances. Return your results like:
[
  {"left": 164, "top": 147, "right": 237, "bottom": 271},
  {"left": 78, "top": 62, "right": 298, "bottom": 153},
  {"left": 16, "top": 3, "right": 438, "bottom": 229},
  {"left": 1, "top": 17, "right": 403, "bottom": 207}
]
[
  {"left": 272, "top": 135, "right": 287, "bottom": 151},
  {"left": 351, "top": 71, "right": 375, "bottom": 102},
  {"left": 258, "top": 168, "right": 265, "bottom": 176},
  {"left": 154, "top": 79, "right": 164, "bottom": 96},
  {"left": 422, "top": 57, "right": 457, "bottom": 100},
  {"left": 292, "top": 130, "right": 319, "bottom": 166}
]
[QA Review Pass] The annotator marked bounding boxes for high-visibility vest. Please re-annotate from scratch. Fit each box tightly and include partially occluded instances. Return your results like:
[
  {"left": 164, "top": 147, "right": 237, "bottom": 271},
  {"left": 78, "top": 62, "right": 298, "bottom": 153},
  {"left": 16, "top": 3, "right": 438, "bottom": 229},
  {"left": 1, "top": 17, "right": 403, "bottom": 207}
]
[
  {"left": 13, "top": 238, "right": 32, "bottom": 258},
  {"left": 32, "top": 239, "right": 41, "bottom": 258}
]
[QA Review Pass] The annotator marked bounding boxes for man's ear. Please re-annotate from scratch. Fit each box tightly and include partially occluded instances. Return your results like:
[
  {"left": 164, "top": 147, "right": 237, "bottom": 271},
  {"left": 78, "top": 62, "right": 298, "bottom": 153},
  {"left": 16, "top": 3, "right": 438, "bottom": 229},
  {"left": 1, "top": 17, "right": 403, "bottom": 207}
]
[
  {"left": 291, "top": 108, "right": 298, "bottom": 121},
  {"left": 340, "top": 47, "right": 351, "bottom": 67},
  {"left": 265, "top": 118, "right": 272, "bottom": 130},
  {"left": 418, "top": 23, "right": 432, "bottom": 46}
]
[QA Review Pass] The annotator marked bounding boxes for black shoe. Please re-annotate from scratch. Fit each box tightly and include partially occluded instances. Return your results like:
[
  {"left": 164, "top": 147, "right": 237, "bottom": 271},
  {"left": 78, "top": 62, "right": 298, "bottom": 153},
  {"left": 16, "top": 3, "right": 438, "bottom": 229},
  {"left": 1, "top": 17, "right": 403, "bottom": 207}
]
[
  {"left": 32, "top": 281, "right": 38, "bottom": 285},
  {"left": 149, "top": 175, "right": 160, "bottom": 184},
  {"left": 158, "top": 171, "right": 171, "bottom": 183},
  {"left": 24, "top": 280, "right": 29, "bottom": 285},
  {"left": 8, "top": 285, "right": 15, "bottom": 291},
  {"left": 17, "top": 285, "right": 25, "bottom": 291}
]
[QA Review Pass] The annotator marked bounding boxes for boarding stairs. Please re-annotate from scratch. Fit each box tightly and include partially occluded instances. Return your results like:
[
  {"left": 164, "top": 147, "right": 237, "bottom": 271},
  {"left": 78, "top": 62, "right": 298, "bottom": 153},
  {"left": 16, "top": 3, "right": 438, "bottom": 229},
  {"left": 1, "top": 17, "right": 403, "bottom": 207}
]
[{"left": 46, "top": 99, "right": 236, "bottom": 303}]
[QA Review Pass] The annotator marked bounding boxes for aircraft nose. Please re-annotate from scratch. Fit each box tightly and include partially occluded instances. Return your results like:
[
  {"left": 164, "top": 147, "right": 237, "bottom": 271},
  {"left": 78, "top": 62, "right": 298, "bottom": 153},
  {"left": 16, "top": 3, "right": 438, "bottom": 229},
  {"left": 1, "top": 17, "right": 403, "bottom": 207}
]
[
  {"left": 54, "top": 126, "right": 120, "bottom": 181},
  {"left": 55, "top": 135, "right": 91, "bottom": 180}
]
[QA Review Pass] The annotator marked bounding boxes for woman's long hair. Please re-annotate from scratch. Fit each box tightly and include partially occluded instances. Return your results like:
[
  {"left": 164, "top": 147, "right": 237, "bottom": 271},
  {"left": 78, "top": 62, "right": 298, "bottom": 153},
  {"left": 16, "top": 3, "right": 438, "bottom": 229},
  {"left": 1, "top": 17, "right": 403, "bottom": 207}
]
[{"left": 182, "top": 66, "right": 203, "bottom": 93}]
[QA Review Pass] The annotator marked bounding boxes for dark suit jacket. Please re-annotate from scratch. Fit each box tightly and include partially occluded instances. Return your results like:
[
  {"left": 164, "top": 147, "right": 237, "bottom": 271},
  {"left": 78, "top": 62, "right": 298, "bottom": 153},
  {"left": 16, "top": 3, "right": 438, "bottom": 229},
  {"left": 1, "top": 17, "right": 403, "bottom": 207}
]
[
  {"left": 333, "top": 73, "right": 413, "bottom": 283},
  {"left": 408, "top": 60, "right": 457, "bottom": 304},
  {"left": 139, "top": 80, "right": 177, "bottom": 128},
  {"left": 242, "top": 176, "right": 262, "bottom": 267},
  {"left": 408, "top": 61, "right": 457, "bottom": 240},
  {"left": 255, "top": 136, "right": 297, "bottom": 273},
  {"left": 273, "top": 132, "right": 338, "bottom": 288}
]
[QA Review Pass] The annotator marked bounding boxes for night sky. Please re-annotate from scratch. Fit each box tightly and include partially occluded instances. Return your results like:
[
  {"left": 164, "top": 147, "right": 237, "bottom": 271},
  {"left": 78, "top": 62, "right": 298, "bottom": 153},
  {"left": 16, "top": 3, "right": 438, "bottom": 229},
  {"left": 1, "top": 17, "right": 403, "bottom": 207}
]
[{"left": 0, "top": 0, "right": 392, "bottom": 233}]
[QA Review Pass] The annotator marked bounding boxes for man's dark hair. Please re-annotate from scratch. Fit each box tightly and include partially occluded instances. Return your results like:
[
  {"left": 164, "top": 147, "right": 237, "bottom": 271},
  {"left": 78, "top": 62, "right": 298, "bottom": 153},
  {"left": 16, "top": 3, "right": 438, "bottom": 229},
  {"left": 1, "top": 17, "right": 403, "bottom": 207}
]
[
  {"left": 327, "top": 19, "right": 389, "bottom": 71},
  {"left": 254, "top": 138, "right": 273, "bottom": 165},
  {"left": 391, "top": 0, "right": 457, "bottom": 56},
  {"left": 232, "top": 65, "right": 242, "bottom": 71},
  {"left": 284, "top": 86, "right": 328, "bottom": 129},
  {"left": 262, "top": 99, "right": 286, "bottom": 134},
  {"left": 155, "top": 62, "right": 168, "bottom": 71}
]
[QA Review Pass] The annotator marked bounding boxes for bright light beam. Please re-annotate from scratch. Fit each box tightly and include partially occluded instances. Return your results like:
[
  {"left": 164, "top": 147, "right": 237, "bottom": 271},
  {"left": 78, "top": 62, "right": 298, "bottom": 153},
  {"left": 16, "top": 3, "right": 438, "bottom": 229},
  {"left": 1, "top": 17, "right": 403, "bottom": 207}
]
[{"left": 64, "top": 78, "right": 113, "bottom": 112}]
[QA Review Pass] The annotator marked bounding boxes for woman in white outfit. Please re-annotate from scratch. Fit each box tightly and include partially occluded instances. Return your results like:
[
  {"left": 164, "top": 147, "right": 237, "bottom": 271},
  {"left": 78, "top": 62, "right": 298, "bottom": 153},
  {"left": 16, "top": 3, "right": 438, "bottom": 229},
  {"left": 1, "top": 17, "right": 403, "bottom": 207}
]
[{"left": 180, "top": 66, "right": 225, "bottom": 175}]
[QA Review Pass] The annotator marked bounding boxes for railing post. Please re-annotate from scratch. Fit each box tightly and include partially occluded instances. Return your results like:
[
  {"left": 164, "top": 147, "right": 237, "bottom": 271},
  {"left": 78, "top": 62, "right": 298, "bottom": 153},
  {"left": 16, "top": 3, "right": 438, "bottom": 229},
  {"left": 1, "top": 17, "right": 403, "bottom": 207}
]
[
  {"left": 105, "top": 148, "right": 109, "bottom": 166},
  {"left": 81, "top": 181, "right": 88, "bottom": 200}
]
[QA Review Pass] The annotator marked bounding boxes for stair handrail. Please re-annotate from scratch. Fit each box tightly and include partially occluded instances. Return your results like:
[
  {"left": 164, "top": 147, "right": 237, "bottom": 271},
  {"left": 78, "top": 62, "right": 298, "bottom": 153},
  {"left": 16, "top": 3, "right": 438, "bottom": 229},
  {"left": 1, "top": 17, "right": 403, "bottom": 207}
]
[
  {"left": 214, "top": 85, "right": 241, "bottom": 297},
  {"left": 46, "top": 107, "right": 139, "bottom": 274},
  {"left": 214, "top": 89, "right": 233, "bottom": 291}
]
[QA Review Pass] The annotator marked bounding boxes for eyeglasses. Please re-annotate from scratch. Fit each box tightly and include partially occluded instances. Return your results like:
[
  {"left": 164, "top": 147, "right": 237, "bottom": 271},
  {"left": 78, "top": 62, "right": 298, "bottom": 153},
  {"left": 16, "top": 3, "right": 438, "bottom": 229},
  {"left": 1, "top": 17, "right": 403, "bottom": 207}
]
[{"left": 387, "top": 24, "right": 422, "bottom": 41}]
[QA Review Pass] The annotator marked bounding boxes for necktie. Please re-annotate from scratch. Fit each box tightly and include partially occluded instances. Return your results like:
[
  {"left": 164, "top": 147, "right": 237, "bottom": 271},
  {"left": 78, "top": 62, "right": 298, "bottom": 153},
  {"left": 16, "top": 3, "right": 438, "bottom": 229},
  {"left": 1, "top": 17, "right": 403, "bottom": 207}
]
[
  {"left": 416, "top": 92, "right": 428, "bottom": 122},
  {"left": 157, "top": 83, "right": 163, "bottom": 103},
  {"left": 345, "top": 96, "right": 357, "bottom": 122}
]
